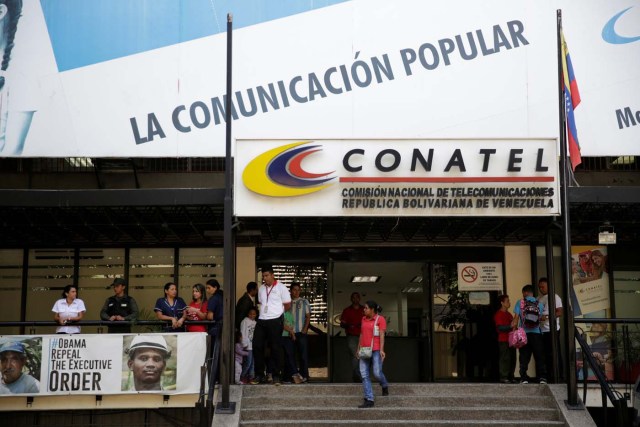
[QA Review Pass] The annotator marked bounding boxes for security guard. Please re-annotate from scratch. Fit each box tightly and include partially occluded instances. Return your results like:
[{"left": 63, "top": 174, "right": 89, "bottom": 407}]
[{"left": 100, "top": 278, "right": 139, "bottom": 333}]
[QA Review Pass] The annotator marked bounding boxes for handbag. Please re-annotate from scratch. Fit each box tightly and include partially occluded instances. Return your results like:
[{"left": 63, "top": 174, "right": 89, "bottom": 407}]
[
  {"left": 508, "top": 327, "right": 527, "bottom": 348},
  {"left": 358, "top": 315, "right": 379, "bottom": 359},
  {"left": 508, "top": 310, "right": 528, "bottom": 349}
]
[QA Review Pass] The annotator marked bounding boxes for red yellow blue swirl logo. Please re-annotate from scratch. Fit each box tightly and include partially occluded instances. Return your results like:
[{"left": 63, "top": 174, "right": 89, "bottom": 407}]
[{"left": 242, "top": 141, "right": 335, "bottom": 197}]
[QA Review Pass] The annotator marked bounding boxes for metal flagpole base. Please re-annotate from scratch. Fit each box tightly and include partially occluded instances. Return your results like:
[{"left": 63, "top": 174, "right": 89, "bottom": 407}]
[
  {"left": 215, "top": 401, "right": 236, "bottom": 414},
  {"left": 564, "top": 399, "right": 585, "bottom": 410}
]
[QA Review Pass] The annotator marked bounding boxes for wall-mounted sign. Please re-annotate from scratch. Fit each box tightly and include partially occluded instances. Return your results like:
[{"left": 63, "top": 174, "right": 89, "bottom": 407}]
[
  {"left": 7, "top": 1, "right": 638, "bottom": 157},
  {"left": 0, "top": 333, "right": 206, "bottom": 396},
  {"left": 457, "top": 262, "right": 504, "bottom": 291},
  {"left": 468, "top": 292, "right": 491, "bottom": 305},
  {"left": 235, "top": 139, "right": 559, "bottom": 217}
]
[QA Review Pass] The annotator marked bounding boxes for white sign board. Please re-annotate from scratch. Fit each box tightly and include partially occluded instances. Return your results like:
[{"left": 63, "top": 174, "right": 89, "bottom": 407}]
[
  {"left": 0, "top": 333, "right": 206, "bottom": 396},
  {"left": 235, "top": 139, "right": 559, "bottom": 217},
  {"left": 7, "top": 0, "right": 640, "bottom": 157},
  {"left": 457, "top": 262, "right": 504, "bottom": 291}
]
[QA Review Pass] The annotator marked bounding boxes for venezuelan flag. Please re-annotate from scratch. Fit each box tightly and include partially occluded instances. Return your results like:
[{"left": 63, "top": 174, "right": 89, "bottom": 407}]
[{"left": 561, "top": 31, "right": 582, "bottom": 171}]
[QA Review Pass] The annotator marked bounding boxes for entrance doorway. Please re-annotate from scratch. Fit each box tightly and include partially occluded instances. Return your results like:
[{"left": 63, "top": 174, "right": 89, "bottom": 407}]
[
  {"left": 259, "top": 246, "right": 504, "bottom": 383},
  {"left": 329, "top": 260, "right": 501, "bottom": 382},
  {"left": 268, "top": 264, "right": 329, "bottom": 381}
]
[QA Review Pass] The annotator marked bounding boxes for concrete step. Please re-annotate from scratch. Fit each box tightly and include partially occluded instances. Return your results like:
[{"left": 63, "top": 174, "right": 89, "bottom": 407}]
[
  {"left": 239, "top": 407, "right": 562, "bottom": 422},
  {"left": 241, "top": 382, "right": 550, "bottom": 397},
  {"left": 240, "top": 422, "right": 566, "bottom": 427},
  {"left": 241, "top": 394, "right": 556, "bottom": 408},
  {"left": 231, "top": 384, "right": 571, "bottom": 427}
]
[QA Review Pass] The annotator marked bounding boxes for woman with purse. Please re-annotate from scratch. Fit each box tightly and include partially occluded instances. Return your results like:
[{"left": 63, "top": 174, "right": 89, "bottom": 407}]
[{"left": 356, "top": 301, "right": 389, "bottom": 408}]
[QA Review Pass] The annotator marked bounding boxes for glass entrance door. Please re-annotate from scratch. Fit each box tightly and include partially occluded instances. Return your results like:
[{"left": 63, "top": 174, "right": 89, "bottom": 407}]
[{"left": 430, "top": 262, "right": 500, "bottom": 381}]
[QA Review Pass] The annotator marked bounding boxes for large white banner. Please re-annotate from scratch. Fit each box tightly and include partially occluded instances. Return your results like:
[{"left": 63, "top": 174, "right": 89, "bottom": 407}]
[
  {"left": 235, "top": 139, "right": 560, "bottom": 217},
  {"left": 0, "top": 333, "right": 207, "bottom": 396},
  {"left": 5, "top": 0, "right": 639, "bottom": 157}
]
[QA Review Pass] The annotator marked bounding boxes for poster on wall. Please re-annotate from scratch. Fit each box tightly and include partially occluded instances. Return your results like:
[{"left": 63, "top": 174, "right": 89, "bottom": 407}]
[
  {"left": 571, "top": 246, "right": 610, "bottom": 318},
  {"left": 0, "top": 333, "right": 207, "bottom": 396},
  {"left": 571, "top": 245, "right": 613, "bottom": 381}
]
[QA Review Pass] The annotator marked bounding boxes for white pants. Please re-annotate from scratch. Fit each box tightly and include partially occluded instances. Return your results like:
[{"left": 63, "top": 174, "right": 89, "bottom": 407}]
[{"left": 235, "top": 360, "right": 242, "bottom": 383}]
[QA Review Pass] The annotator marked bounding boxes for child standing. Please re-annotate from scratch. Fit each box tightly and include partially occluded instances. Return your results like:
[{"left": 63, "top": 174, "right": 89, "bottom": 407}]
[
  {"left": 240, "top": 308, "right": 257, "bottom": 383},
  {"left": 235, "top": 331, "right": 249, "bottom": 385},
  {"left": 494, "top": 294, "right": 515, "bottom": 383}
]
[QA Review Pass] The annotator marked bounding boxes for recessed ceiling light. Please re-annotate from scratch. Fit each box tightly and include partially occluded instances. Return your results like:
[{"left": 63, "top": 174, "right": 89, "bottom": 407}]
[
  {"left": 401, "top": 286, "right": 423, "bottom": 293},
  {"left": 350, "top": 276, "right": 380, "bottom": 283}
]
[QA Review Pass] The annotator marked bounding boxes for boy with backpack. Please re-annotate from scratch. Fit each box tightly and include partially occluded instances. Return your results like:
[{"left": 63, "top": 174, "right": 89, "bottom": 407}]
[{"left": 511, "top": 284, "right": 547, "bottom": 384}]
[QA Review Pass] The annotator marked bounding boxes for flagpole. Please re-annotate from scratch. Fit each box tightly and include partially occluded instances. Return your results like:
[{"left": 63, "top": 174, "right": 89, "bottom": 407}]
[
  {"left": 557, "top": 9, "right": 580, "bottom": 409},
  {"left": 216, "top": 12, "right": 236, "bottom": 415}
]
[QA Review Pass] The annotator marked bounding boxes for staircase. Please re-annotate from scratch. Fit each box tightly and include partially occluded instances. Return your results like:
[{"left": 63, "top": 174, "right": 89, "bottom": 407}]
[{"left": 237, "top": 383, "right": 569, "bottom": 426}]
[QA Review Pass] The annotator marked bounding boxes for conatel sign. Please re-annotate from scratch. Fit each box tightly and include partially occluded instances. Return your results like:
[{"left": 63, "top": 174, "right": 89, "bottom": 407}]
[{"left": 234, "top": 139, "right": 560, "bottom": 217}]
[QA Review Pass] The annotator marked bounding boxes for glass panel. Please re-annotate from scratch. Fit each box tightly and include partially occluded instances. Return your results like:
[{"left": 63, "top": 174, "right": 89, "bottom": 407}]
[
  {"left": 613, "top": 271, "right": 640, "bottom": 318},
  {"left": 272, "top": 265, "right": 327, "bottom": 330},
  {"left": 129, "top": 249, "right": 175, "bottom": 323},
  {"left": 177, "top": 248, "right": 224, "bottom": 299},
  {"left": 0, "top": 249, "right": 23, "bottom": 335},
  {"left": 271, "top": 264, "right": 328, "bottom": 380},
  {"left": 26, "top": 249, "right": 75, "bottom": 335},
  {"left": 78, "top": 248, "right": 126, "bottom": 333},
  {"left": 432, "top": 263, "right": 460, "bottom": 380}
]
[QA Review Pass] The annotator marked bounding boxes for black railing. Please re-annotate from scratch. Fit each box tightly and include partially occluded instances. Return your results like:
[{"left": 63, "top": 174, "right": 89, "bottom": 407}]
[
  {"left": 0, "top": 319, "right": 214, "bottom": 332},
  {"left": 574, "top": 318, "right": 640, "bottom": 427}
]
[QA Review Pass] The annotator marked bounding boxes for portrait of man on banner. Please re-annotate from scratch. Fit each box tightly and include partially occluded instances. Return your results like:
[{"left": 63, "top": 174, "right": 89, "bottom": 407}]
[
  {"left": 0, "top": 337, "right": 42, "bottom": 395},
  {"left": 122, "top": 335, "right": 177, "bottom": 392}
]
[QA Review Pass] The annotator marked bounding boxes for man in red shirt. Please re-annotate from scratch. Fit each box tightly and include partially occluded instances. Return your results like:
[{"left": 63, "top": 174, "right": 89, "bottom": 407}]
[
  {"left": 494, "top": 294, "right": 515, "bottom": 383},
  {"left": 340, "top": 292, "right": 365, "bottom": 382}
]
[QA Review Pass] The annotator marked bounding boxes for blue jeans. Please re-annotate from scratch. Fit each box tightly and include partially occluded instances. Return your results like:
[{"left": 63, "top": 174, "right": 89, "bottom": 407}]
[
  {"left": 294, "top": 332, "right": 309, "bottom": 379},
  {"left": 359, "top": 351, "right": 388, "bottom": 401},
  {"left": 241, "top": 350, "right": 254, "bottom": 379}
]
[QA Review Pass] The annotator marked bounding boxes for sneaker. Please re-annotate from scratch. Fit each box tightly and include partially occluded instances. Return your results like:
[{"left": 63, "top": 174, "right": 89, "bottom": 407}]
[
  {"left": 382, "top": 387, "right": 389, "bottom": 396},
  {"left": 249, "top": 376, "right": 262, "bottom": 385},
  {"left": 520, "top": 379, "right": 529, "bottom": 384},
  {"left": 539, "top": 378, "right": 547, "bottom": 384},
  {"left": 293, "top": 374, "right": 303, "bottom": 384},
  {"left": 301, "top": 376, "right": 308, "bottom": 383},
  {"left": 273, "top": 376, "right": 281, "bottom": 386},
  {"left": 358, "top": 399, "right": 374, "bottom": 408},
  {"left": 266, "top": 374, "right": 273, "bottom": 384},
  {"left": 500, "top": 379, "right": 511, "bottom": 384}
]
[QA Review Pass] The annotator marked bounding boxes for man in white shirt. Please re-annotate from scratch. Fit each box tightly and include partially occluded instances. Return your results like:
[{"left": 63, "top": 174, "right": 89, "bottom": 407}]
[
  {"left": 251, "top": 266, "right": 291, "bottom": 385},
  {"left": 538, "top": 277, "right": 563, "bottom": 382}
]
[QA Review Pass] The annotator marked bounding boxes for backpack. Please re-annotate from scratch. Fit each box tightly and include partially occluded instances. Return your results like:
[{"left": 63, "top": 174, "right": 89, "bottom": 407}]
[{"left": 520, "top": 299, "right": 540, "bottom": 329}]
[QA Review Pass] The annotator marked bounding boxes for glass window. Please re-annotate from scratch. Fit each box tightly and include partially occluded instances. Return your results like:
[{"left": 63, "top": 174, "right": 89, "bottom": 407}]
[
  {"left": 272, "top": 265, "right": 327, "bottom": 331},
  {"left": 78, "top": 249, "right": 126, "bottom": 333},
  {"left": 26, "top": 249, "right": 75, "bottom": 335},
  {"left": 177, "top": 248, "right": 223, "bottom": 300},
  {"left": 129, "top": 249, "right": 175, "bottom": 322},
  {"left": 0, "top": 249, "right": 24, "bottom": 335}
]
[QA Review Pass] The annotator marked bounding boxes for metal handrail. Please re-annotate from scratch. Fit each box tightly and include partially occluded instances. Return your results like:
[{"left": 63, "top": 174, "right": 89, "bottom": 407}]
[
  {"left": 0, "top": 320, "right": 216, "bottom": 334},
  {"left": 574, "top": 326, "right": 629, "bottom": 427}
]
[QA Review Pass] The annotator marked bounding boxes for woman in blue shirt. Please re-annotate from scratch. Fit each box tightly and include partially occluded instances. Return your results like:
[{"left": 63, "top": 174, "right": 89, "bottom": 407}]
[{"left": 154, "top": 282, "right": 188, "bottom": 332}]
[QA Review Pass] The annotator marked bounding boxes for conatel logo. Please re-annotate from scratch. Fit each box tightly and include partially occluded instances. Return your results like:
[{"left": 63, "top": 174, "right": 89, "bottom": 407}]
[
  {"left": 602, "top": 6, "right": 640, "bottom": 44},
  {"left": 242, "top": 141, "right": 336, "bottom": 197}
]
